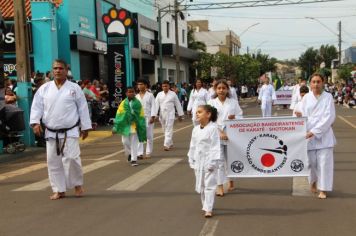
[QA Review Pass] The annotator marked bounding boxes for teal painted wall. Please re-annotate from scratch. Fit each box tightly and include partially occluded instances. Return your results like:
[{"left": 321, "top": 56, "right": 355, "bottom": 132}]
[{"left": 120, "top": 0, "right": 155, "bottom": 20}]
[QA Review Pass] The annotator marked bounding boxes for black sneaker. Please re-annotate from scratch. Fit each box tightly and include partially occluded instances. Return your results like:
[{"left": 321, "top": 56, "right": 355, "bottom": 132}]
[
  {"left": 127, "top": 155, "right": 131, "bottom": 162},
  {"left": 131, "top": 161, "right": 138, "bottom": 167}
]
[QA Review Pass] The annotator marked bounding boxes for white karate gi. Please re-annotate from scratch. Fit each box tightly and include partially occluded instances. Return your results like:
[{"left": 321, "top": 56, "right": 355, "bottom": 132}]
[
  {"left": 136, "top": 92, "right": 156, "bottom": 156},
  {"left": 187, "top": 88, "right": 209, "bottom": 126},
  {"left": 229, "top": 87, "right": 238, "bottom": 100},
  {"left": 300, "top": 91, "right": 336, "bottom": 191},
  {"left": 30, "top": 80, "right": 92, "bottom": 193},
  {"left": 290, "top": 84, "right": 301, "bottom": 110},
  {"left": 208, "top": 87, "right": 215, "bottom": 100},
  {"left": 258, "top": 84, "right": 276, "bottom": 117},
  {"left": 208, "top": 97, "right": 243, "bottom": 185},
  {"left": 155, "top": 90, "right": 184, "bottom": 148},
  {"left": 188, "top": 122, "right": 220, "bottom": 212}
]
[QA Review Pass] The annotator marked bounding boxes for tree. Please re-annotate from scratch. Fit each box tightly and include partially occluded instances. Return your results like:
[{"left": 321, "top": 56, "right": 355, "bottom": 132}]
[
  {"left": 337, "top": 64, "right": 354, "bottom": 81},
  {"left": 187, "top": 28, "right": 206, "bottom": 52},
  {"left": 298, "top": 47, "right": 318, "bottom": 78},
  {"left": 317, "top": 44, "right": 338, "bottom": 68}
]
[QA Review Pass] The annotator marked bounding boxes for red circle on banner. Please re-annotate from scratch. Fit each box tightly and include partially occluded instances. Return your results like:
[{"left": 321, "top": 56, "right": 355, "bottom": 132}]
[
  {"left": 261, "top": 153, "right": 275, "bottom": 167},
  {"left": 118, "top": 10, "right": 126, "bottom": 20}
]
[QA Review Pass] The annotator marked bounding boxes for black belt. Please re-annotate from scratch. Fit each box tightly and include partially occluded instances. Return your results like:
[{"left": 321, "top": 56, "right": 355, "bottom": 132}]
[{"left": 46, "top": 120, "right": 80, "bottom": 156}]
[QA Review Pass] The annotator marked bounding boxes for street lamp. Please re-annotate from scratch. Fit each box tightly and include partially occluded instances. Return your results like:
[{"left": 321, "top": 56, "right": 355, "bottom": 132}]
[
  {"left": 253, "top": 40, "right": 268, "bottom": 54},
  {"left": 239, "top": 22, "right": 260, "bottom": 37}
]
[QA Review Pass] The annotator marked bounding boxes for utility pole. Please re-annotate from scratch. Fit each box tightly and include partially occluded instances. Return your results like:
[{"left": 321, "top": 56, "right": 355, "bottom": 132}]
[
  {"left": 229, "top": 30, "right": 232, "bottom": 56},
  {"left": 0, "top": 11, "right": 5, "bottom": 89},
  {"left": 338, "top": 21, "right": 342, "bottom": 66},
  {"left": 174, "top": 0, "right": 180, "bottom": 83},
  {"left": 14, "top": 0, "right": 34, "bottom": 146}
]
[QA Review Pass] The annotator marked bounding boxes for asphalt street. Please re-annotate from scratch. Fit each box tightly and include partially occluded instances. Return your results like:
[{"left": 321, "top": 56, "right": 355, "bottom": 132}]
[{"left": 0, "top": 98, "right": 355, "bottom": 236}]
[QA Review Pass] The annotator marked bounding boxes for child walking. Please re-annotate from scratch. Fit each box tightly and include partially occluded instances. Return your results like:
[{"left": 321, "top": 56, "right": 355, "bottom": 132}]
[
  {"left": 188, "top": 105, "right": 220, "bottom": 218},
  {"left": 112, "top": 87, "right": 147, "bottom": 166},
  {"left": 187, "top": 78, "right": 210, "bottom": 126},
  {"left": 136, "top": 79, "right": 156, "bottom": 159},
  {"left": 258, "top": 76, "right": 276, "bottom": 117},
  {"left": 293, "top": 85, "right": 309, "bottom": 117},
  {"left": 296, "top": 73, "right": 336, "bottom": 199},
  {"left": 208, "top": 80, "right": 243, "bottom": 196},
  {"left": 155, "top": 80, "right": 184, "bottom": 151}
]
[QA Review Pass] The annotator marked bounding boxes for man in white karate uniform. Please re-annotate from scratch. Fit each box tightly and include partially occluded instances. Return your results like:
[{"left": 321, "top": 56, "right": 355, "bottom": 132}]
[
  {"left": 30, "top": 59, "right": 92, "bottom": 200},
  {"left": 258, "top": 76, "right": 276, "bottom": 117},
  {"left": 155, "top": 80, "right": 184, "bottom": 151},
  {"left": 227, "top": 79, "right": 238, "bottom": 100},
  {"left": 136, "top": 79, "right": 156, "bottom": 158}
]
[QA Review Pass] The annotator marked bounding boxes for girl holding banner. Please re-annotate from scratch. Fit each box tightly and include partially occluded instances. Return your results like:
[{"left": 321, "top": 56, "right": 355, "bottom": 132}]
[
  {"left": 188, "top": 105, "right": 220, "bottom": 218},
  {"left": 296, "top": 73, "right": 336, "bottom": 199},
  {"left": 208, "top": 80, "right": 243, "bottom": 196}
]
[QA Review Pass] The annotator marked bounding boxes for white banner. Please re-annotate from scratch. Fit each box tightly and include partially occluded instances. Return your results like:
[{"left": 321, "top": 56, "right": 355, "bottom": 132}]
[
  {"left": 226, "top": 117, "right": 308, "bottom": 178},
  {"left": 274, "top": 90, "right": 292, "bottom": 105}
]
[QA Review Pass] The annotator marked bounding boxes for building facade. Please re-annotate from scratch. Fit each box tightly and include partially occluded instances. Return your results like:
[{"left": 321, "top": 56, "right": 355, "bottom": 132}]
[{"left": 188, "top": 20, "right": 241, "bottom": 56}]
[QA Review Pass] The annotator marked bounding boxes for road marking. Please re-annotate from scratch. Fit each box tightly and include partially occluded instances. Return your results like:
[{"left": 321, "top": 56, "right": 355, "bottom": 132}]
[
  {"left": 13, "top": 160, "right": 118, "bottom": 191},
  {"left": 292, "top": 177, "right": 313, "bottom": 197},
  {"left": 199, "top": 219, "right": 219, "bottom": 236},
  {"left": 338, "top": 115, "right": 356, "bottom": 129},
  {"left": 107, "top": 158, "right": 181, "bottom": 191},
  {"left": 98, "top": 124, "right": 193, "bottom": 161},
  {"left": 0, "top": 163, "right": 47, "bottom": 181}
]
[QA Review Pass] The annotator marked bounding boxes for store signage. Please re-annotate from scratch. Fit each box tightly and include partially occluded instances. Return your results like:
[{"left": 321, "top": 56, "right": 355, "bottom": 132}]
[
  {"left": 141, "top": 43, "right": 154, "bottom": 55},
  {"left": 108, "top": 44, "right": 126, "bottom": 108},
  {"left": 2, "top": 22, "right": 33, "bottom": 53},
  {"left": 3, "top": 57, "right": 34, "bottom": 77},
  {"left": 78, "top": 16, "right": 95, "bottom": 38},
  {"left": 93, "top": 40, "right": 107, "bottom": 53}
]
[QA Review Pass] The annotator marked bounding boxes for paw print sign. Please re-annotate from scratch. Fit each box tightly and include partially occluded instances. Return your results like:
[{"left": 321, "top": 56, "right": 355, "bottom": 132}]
[{"left": 102, "top": 7, "right": 133, "bottom": 36}]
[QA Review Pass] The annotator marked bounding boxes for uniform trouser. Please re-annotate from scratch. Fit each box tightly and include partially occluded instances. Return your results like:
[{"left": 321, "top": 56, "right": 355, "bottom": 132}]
[
  {"left": 217, "top": 144, "right": 228, "bottom": 185},
  {"left": 195, "top": 169, "right": 217, "bottom": 212},
  {"left": 159, "top": 116, "right": 175, "bottom": 147},
  {"left": 46, "top": 138, "right": 83, "bottom": 193},
  {"left": 308, "top": 148, "right": 334, "bottom": 191},
  {"left": 122, "top": 133, "right": 139, "bottom": 161},
  {"left": 138, "top": 120, "right": 154, "bottom": 156},
  {"left": 261, "top": 100, "right": 272, "bottom": 117}
]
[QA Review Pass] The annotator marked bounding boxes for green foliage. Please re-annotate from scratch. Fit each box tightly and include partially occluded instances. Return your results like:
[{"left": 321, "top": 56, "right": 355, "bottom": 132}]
[
  {"left": 187, "top": 28, "right": 206, "bottom": 52},
  {"left": 298, "top": 44, "right": 338, "bottom": 79},
  {"left": 337, "top": 64, "right": 354, "bottom": 81},
  {"left": 194, "top": 52, "right": 277, "bottom": 85}
]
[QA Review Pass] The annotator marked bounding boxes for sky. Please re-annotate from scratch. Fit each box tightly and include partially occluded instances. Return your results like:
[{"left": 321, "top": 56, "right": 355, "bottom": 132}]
[{"left": 186, "top": 0, "right": 356, "bottom": 60}]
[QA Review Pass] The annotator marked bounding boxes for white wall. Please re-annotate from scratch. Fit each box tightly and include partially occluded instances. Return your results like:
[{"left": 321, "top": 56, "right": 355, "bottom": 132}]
[{"left": 155, "top": 57, "right": 189, "bottom": 84}]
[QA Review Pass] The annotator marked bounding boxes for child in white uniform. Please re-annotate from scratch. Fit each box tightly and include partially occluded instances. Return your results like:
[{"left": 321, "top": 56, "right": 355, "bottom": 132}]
[
  {"left": 187, "top": 79, "right": 210, "bottom": 126},
  {"left": 293, "top": 85, "right": 309, "bottom": 117},
  {"left": 188, "top": 105, "right": 220, "bottom": 218},
  {"left": 296, "top": 73, "right": 336, "bottom": 199},
  {"left": 208, "top": 80, "right": 243, "bottom": 196}
]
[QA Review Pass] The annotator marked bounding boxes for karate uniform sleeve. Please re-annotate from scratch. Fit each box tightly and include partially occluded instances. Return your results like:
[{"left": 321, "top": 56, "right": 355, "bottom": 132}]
[
  {"left": 310, "top": 95, "right": 336, "bottom": 139},
  {"left": 174, "top": 93, "right": 184, "bottom": 116},
  {"left": 150, "top": 93, "right": 157, "bottom": 117},
  {"left": 234, "top": 100, "right": 243, "bottom": 119},
  {"left": 187, "top": 128, "right": 197, "bottom": 169},
  {"left": 76, "top": 87, "right": 92, "bottom": 130},
  {"left": 30, "top": 87, "right": 44, "bottom": 125},
  {"left": 271, "top": 86, "right": 277, "bottom": 100},
  {"left": 154, "top": 93, "right": 160, "bottom": 116},
  {"left": 207, "top": 126, "right": 221, "bottom": 170},
  {"left": 187, "top": 90, "right": 194, "bottom": 112}
]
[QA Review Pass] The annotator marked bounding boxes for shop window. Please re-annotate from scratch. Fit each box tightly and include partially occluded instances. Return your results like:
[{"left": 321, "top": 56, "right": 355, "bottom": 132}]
[{"left": 168, "top": 69, "right": 175, "bottom": 82}]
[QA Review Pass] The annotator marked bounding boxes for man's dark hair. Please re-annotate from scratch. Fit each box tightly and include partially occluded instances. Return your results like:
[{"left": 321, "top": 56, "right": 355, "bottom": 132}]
[
  {"left": 136, "top": 79, "right": 149, "bottom": 87},
  {"left": 162, "top": 80, "right": 170, "bottom": 85},
  {"left": 53, "top": 59, "right": 68, "bottom": 68}
]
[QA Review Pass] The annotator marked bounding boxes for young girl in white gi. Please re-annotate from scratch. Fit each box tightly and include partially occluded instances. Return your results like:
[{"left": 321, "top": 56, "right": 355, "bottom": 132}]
[
  {"left": 187, "top": 79, "right": 210, "bottom": 126},
  {"left": 208, "top": 80, "right": 243, "bottom": 196},
  {"left": 155, "top": 80, "right": 184, "bottom": 151},
  {"left": 258, "top": 76, "right": 276, "bottom": 117},
  {"left": 293, "top": 85, "right": 309, "bottom": 117},
  {"left": 296, "top": 73, "right": 336, "bottom": 199},
  {"left": 188, "top": 105, "right": 220, "bottom": 218},
  {"left": 136, "top": 79, "right": 156, "bottom": 159}
]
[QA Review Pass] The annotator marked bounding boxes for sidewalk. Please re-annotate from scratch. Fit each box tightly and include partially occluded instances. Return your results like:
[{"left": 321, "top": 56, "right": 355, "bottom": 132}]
[{"left": 0, "top": 126, "right": 113, "bottom": 164}]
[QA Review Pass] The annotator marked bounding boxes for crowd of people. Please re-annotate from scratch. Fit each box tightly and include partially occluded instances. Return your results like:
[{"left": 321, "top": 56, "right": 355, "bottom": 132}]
[{"left": 6, "top": 58, "right": 338, "bottom": 219}]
